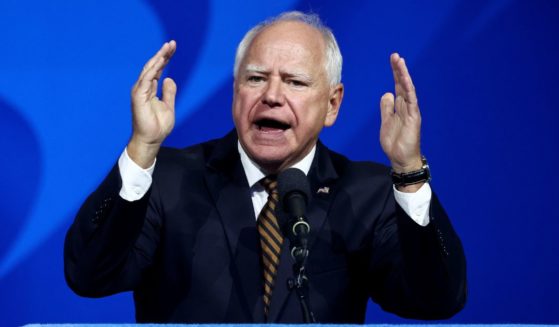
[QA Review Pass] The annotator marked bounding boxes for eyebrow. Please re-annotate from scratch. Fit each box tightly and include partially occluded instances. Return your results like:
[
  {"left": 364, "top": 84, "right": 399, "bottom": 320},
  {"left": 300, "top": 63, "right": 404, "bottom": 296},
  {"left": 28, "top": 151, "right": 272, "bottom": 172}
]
[{"left": 245, "top": 64, "right": 268, "bottom": 74}]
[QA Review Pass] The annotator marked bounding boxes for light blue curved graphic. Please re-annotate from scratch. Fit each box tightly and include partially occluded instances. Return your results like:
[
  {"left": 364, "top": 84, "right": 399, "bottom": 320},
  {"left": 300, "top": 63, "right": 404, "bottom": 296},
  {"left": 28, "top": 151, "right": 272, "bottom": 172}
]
[
  {"left": 0, "top": 0, "right": 165, "bottom": 278},
  {"left": 0, "top": 0, "right": 297, "bottom": 280}
]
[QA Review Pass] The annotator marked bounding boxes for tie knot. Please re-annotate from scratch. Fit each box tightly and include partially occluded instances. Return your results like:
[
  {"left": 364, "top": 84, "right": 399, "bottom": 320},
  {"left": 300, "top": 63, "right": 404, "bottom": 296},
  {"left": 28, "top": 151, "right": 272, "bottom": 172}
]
[{"left": 260, "top": 175, "right": 278, "bottom": 194}]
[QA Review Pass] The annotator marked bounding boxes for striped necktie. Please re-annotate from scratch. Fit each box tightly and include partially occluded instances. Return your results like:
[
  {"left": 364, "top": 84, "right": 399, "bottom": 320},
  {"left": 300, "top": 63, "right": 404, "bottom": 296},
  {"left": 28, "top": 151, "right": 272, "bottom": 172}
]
[{"left": 257, "top": 176, "right": 283, "bottom": 318}]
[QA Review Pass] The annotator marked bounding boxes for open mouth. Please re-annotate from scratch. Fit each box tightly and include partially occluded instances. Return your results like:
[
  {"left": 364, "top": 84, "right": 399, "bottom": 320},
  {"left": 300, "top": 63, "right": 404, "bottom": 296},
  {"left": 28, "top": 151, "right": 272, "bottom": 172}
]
[{"left": 255, "top": 118, "right": 291, "bottom": 131}]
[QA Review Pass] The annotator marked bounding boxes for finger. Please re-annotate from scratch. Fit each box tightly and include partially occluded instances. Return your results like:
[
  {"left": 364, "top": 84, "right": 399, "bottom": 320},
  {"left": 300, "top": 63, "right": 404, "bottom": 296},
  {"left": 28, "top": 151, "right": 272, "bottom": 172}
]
[
  {"left": 135, "top": 57, "right": 163, "bottom": 97},
  {"left": 133, "top": 41, "right": 176, "bottom": 104},
  {"left": 139, "top": 42, "right": 169, "bottom": 79},
  {"left": 167, "top": 40, "right": 177, "bottom": 58},
  {"left": 391, "top": 55, "right": 418, "bottom": 105},
  {"left": 396, "top": 58, "right": 418, "bottom": 105},
  {"left": 154, "top": 54, "right": 174, "bottom": 81},
  {"left": 395, "top": 94, "right": 409, "bottom": 118},
  {"left": 133, "top": 43, "right": 167, "bottom": 94},
  {"left": 162, "top": 77, "right": 177, "bottom": 110},
  {"left": 390, "top": 53, "right": 400, "bottom": 83},
  {"left": 390, "top": 54, "right": 419, "bottom": 105},
  {"left": 157, "top": 40, "right": 177, "bottom": 68},
  {"left": 390, "top": 53, "right": 405, "bottom": 96},
  {"left": 156, "top": 41, "right": 177, "bottom": 75},
  {"left": 144, "top": 42, "right": 178, "bottom": 88},
  {"left": 151, "top": 80, "right": 158, "bottom": 98},
  {"left": 139, "top": 40, "right": 177, "bottom": 81},
  {"left": 143, "top": 56, "right": 168, "bottom": 87},
  {"left": 380, "top": 92, "right": 394, "bottom": 122},
  {"left": 394, "top": 59, "right": 421, "bottom": 119}
]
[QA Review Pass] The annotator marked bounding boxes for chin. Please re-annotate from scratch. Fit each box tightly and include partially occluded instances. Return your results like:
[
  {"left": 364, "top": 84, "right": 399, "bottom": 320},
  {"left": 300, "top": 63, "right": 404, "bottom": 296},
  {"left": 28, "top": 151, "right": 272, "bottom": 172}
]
[{"left": 246, "top": 144, "right": 291, "bottom": 171}]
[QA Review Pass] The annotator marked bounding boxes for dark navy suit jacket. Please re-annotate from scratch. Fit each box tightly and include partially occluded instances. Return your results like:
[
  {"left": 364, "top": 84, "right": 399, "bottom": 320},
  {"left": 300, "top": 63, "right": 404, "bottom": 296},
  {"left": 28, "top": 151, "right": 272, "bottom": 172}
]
[{"left": 64, "top": 131, "right": 466, "bottom": 323}]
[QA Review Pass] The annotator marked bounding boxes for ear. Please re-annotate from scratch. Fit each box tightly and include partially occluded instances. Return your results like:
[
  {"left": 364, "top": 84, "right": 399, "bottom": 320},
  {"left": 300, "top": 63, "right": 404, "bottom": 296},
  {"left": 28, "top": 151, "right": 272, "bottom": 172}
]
[{"left": 324, "top": 83, "right": 344, "bottom": 127}]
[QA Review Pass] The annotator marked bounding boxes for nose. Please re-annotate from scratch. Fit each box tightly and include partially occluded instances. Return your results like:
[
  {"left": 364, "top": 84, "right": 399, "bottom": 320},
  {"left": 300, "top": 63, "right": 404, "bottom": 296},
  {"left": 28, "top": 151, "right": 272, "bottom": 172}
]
[{"left": 262, "top": 77, "right": 285, "bottom": 107}]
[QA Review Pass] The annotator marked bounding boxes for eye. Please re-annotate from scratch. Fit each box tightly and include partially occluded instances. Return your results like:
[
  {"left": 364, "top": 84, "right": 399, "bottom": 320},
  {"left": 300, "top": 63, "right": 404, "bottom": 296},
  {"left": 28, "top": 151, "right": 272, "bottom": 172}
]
[
  {"left": 247, "top": 75, "right": 265, "bottom": 83},
  {"left": 287, "top": 79, "right": 308, "bottom": 87}
]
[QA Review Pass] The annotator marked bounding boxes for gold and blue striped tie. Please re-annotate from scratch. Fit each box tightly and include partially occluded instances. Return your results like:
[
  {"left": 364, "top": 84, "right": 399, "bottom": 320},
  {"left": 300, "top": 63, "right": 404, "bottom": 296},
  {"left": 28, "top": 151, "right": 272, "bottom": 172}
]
[{"left": 257, "top": 176, "right": 283, "bottom": 318}]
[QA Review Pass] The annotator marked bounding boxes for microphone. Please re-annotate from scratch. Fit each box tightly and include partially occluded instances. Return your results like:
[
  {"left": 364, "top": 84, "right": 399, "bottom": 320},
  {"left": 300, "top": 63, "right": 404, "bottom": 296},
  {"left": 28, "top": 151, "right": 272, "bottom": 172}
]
[
  {"left": 278, "top": 168, "right": 317, "bottom": 323},
  {"left": 277, "top": 168, "right": 311, "bottom": 264}
]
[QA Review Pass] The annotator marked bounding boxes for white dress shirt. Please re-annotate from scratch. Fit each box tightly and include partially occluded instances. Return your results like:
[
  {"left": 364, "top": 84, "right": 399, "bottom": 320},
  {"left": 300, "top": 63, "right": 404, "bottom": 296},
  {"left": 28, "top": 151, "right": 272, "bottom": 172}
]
[{"left": 118, "top": 144, "right": 432, "bottom": 226}]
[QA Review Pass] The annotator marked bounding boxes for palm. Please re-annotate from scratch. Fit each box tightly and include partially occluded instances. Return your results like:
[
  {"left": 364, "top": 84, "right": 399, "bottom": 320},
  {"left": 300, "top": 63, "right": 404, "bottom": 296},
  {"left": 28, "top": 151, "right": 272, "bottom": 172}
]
[
  {"left": 132, "top": 81, "right": 175, "bottom": 145},
  {"left": 379, "top": 53, "right": 422, "bottom": 172}
]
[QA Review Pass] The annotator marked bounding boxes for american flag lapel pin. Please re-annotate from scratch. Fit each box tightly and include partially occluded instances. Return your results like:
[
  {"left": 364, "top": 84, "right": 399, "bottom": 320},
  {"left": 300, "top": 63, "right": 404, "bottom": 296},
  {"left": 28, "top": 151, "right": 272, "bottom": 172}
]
[{"left": 317, "top": 186, "right": 330, "bottom": 194}]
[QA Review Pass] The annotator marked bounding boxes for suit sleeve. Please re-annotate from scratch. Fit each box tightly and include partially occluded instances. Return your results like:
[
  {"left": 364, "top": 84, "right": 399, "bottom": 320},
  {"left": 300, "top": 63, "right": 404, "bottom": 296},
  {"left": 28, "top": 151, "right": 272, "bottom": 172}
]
[
  {"left": 366, "top": 188, "right": 467, "bottom": 320},
  {"left": 64, "top": 163, "right": 161, "bottom": 297}
]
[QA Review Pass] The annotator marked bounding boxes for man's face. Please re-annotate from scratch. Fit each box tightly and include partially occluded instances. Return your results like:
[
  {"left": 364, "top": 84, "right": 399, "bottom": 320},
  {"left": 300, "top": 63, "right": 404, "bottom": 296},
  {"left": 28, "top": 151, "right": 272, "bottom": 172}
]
[{"left": 232, "top": 21, "right": 343, "bottom": 173}]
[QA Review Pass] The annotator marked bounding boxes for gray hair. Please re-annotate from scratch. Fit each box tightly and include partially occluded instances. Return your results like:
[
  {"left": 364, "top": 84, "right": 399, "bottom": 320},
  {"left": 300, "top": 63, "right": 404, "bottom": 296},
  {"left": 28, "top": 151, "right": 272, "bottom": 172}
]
[{"left": 233, "top": 11, "right": 343, "bottom": 86}]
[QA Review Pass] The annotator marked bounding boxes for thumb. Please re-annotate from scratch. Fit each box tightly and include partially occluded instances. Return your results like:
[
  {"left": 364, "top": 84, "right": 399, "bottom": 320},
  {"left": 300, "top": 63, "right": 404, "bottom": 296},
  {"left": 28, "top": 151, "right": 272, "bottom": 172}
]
[
  {"left": 380, "top": 92, "right": 394, "bottom": 123},
  {"left": 162, "top": 77, "right": 177, "bottom": 110}
]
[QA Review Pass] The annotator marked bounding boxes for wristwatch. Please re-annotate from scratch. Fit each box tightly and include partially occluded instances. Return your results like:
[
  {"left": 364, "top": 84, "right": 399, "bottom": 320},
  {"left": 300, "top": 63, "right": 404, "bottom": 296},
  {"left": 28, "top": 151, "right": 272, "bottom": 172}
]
[{"left": 391, "top": 156, "right": 431, "bottom": 187}]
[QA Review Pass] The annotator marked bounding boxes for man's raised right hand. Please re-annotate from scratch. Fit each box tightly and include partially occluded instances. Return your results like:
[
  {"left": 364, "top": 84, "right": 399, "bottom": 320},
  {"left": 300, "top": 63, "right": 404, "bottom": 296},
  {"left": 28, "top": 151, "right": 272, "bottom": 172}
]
[{"left": 128, "top": 41, "right": 177, "bottom": 168}]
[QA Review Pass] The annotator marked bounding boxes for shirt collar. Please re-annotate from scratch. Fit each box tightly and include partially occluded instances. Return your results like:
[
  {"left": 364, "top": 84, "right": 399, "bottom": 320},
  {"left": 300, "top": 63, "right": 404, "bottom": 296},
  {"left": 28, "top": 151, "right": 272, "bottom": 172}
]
[{"left": 238, "top": 141, "right": 316, "bottom": 188}]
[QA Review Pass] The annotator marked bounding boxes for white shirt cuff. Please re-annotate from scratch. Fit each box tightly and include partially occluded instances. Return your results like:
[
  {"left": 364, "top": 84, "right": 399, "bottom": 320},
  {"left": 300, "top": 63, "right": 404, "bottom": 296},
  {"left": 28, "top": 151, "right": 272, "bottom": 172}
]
[
  {"left": 393, "top": 183, "right": 432, "bottom": 226},
  {"left": 118, "top": 148, "right": 155, "bottom": 201}
]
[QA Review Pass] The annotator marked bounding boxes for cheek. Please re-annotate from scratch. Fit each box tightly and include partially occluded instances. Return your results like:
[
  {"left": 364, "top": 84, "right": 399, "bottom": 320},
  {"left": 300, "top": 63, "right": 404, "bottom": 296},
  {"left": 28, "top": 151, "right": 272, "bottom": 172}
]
[
  {"left": 234, "top": 89, "right": 261, "bottom": 116},
  {"left": 233, "top": 94, "right": 252, "bottom": 125},
  {"left": 293, "top": 101, "right": 328, "bottom": 131}
]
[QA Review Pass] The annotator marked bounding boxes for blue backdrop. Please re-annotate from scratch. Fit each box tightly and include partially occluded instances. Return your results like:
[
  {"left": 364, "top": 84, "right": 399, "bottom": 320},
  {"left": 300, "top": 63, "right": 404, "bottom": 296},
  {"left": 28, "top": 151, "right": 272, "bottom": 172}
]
[{"left": 1, "top": 0, "right": 558, "bottom": 325}]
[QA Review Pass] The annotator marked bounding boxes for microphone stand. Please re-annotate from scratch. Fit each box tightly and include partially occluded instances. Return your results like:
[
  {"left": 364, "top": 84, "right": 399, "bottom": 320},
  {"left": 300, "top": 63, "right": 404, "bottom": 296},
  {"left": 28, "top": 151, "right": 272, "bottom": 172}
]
[{"left": 287, "top": 217, "right": 316, "bottom": 323}]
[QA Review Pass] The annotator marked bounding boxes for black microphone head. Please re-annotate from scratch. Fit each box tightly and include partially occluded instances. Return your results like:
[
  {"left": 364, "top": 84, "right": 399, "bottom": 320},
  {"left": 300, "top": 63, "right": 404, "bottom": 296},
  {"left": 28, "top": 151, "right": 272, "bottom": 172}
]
[{"left": 277, "top": 168, "right": 311, "bottom": 217}]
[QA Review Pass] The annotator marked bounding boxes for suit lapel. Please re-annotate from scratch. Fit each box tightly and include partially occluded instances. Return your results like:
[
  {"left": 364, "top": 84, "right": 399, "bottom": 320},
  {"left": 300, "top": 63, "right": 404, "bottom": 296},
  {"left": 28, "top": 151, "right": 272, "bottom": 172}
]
[
  {"left": 203, "top": 131, "right": 264, "bottom": 322},
  {"left": 267, "top": 142, "right": 339, "bottom": 322}
]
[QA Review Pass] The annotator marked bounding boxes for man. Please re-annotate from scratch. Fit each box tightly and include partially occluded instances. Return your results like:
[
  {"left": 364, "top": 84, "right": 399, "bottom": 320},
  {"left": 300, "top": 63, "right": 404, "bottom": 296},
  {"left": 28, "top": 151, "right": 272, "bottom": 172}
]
[{"left": 65, "top": 12, "right": 466, "bottom": 323}]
